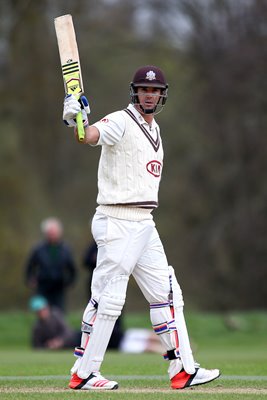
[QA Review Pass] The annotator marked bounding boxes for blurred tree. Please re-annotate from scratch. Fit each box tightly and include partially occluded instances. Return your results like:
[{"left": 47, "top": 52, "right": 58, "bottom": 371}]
[
  {"left": 162, "top": 0, "right": 267, "bottom": 309},
  {"left": 1, "top": 0, "right": 267, "bottom": 310}
]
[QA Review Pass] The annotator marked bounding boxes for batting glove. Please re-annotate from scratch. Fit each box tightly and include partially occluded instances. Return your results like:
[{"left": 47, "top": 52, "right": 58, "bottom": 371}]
[{"left": 63, "top": 94, "right": 91, "bottom": 127}]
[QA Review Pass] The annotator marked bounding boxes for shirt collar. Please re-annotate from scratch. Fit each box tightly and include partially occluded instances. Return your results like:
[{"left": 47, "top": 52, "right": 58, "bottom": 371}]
[{"left": 127, "top": 103, "right": 157, "bottom": 129}]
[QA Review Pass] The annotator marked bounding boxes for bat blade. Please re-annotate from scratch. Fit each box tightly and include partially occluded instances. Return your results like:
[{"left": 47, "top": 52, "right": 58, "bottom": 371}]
[{"left": 54, "top": 14, "right": 84, "bottom": 140}]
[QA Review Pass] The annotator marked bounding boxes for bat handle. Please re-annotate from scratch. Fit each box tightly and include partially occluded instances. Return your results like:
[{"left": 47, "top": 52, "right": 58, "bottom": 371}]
[{"left": 76, "top": 111, "right": 85, "bottom": 141}]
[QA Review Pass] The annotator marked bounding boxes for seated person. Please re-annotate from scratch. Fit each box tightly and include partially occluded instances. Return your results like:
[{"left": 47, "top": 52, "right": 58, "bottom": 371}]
[
  {"left": 29, "top": 295, "right": 81, "bottom": 349},
  {"left": 119, "top": 328, "right": 164, "bottom": 354}
]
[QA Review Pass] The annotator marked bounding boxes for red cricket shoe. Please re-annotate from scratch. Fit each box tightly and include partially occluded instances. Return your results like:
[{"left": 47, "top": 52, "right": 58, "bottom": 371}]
[
  {"left": 171, "top": 367, "right": 220, "bottom": 389},
  {"left": 69, "top": 372, "right": 119, "bottom": 390}
]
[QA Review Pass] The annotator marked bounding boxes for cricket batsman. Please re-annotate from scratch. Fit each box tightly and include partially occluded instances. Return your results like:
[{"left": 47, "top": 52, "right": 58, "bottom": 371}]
[{"left": 62, "top": 65, "right": 220, "bottom": 390}]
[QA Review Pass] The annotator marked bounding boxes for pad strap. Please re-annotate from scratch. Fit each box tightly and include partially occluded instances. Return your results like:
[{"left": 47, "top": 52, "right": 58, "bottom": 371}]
[
  {"left": 81, "top": 322, "right": 93, "bottom": 334},
  {"left": 150, "top": 302, "right": 170, "bottom": 309},
  {"left": 163, "top": 348, "right": 180, "bottom": 360},
  {"left": 90, "top": 298, "right": 98, "bottom": 309},
  {"left": 152, "top": 318, "right": 176, "bottom": 335},
  {"left": 74, "top": 347, "right": 84, "bottom": 358}
]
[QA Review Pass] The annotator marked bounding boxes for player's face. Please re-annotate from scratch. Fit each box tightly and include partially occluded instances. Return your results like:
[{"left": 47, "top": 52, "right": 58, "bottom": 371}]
[{"left": 136, "top": 87, "right": 161, "bottom": 113}]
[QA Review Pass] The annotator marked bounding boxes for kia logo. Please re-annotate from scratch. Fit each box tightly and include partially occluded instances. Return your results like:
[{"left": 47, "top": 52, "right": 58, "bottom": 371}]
[{"left": 146, "top": 160, "right": 162, "bottom": 177}]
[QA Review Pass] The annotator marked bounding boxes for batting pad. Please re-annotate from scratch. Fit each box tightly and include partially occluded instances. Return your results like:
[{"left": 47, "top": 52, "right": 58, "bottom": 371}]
[
  {"left": 77, "top": 275, "right": 129, "bottom": 379},
  {"left": 150, "top": 303, "right": 177, "bottom": 350},
  {"left": 169, "top": 266, "right": 195, "bottom": 375}
]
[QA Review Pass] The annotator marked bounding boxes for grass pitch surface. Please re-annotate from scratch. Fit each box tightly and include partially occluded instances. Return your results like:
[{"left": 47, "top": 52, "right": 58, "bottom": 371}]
[{"left": 0, "top": 311, "right": 267, "bottom": 399}]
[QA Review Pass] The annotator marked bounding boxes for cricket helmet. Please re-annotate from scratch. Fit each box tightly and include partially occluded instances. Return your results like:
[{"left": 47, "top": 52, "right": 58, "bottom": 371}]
[{"left": 130, "top": 65, "right": 168, "bottom": 114}]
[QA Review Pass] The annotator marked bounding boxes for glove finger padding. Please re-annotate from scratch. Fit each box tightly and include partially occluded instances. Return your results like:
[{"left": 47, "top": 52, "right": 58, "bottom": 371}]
[
  {"left": 80, "top": 95, "right": 91, "bottom": 114},
  {"left": 63, "top": 94, "right": 90, "bottom": 128},
  {"left": 63, "top": 94, "right": 81, "bottom": 119},
  {"left": 64, "top": 109, "right": 89, "bottom": 128}
]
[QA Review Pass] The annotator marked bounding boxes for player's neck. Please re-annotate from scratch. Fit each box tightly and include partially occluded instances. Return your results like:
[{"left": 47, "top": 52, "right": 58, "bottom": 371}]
[
  {"left": 134, "top": 104, "right": 154, "bottom": 126},
  {"left": 142, "top": 113, "right": 154, "bottom": 126}
]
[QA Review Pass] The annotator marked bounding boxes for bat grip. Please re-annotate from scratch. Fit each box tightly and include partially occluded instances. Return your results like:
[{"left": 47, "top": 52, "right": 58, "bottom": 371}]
[{"left": 76, "top": 111, "right": 85, "bottom": 141}]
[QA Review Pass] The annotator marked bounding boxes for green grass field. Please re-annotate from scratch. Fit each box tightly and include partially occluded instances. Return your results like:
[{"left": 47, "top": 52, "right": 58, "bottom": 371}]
[{"left": 0, "top": 311, "right": 267, "bottom": 399}]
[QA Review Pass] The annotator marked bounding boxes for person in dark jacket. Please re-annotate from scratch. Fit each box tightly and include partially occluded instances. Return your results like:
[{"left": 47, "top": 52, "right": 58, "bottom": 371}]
[
  {"left": 25, "top": 217, "right": 77, "bottom": 312},
  {"left": 83, "top": 239, "right": 124, "bottom": 349},
  {"left": 83, "top": 240, "right": 97, "bottom": 299}
]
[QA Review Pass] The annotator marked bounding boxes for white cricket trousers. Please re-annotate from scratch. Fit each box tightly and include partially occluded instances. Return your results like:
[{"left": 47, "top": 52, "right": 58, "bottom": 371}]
[{"left": 91, "top": 211, "right": 171, "bottom": 304}]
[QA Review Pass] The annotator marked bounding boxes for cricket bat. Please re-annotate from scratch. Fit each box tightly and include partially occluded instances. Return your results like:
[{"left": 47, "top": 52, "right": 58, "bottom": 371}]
[{"left": 54, "top": 14, "right": 85, "bottom": 141}]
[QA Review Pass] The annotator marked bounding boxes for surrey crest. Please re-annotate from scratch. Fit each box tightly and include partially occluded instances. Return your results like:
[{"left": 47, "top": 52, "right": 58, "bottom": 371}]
[{"left": 146, "top": 70, "right": 156, "bottom": 81}]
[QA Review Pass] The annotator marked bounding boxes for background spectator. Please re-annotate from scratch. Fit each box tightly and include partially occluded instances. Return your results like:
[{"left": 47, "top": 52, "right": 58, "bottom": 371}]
[
  {"left": 25, "top": 217, "right": 77, "bottom": 312},
  {"left": 29, "top": 295, "right": 81, "bottom": 349},
  {"left": 83, "top": 239, "right": 124, "bottom": 349}
]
